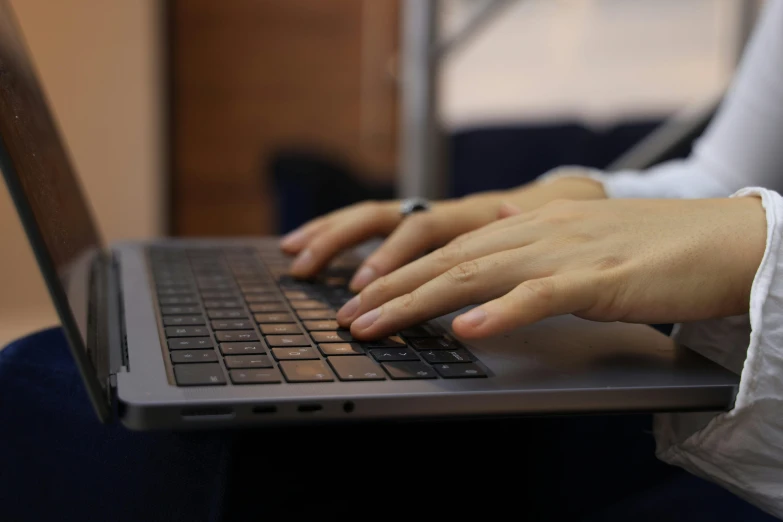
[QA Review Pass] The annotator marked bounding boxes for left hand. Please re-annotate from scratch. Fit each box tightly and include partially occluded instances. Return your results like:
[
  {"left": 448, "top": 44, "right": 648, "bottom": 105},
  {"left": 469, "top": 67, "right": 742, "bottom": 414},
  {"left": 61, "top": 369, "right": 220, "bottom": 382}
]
[{"left": 336, "top": 197, "right": 767, "bottom": 340}]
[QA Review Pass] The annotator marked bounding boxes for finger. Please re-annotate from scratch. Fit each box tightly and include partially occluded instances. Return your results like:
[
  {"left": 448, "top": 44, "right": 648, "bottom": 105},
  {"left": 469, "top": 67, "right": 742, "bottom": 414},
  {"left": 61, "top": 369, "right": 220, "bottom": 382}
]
[
  {"left": 338, "top": 223, "right": 538, "bottom": 326},
  {"left": 348, "top": 212, "right": 452, "bottom": 292},
  {"left": 349, "top": 250, "right": 529, "bottom": 339},
  {"left": 289, "top": 202, "right": 400, "bottom": 278},
  {"left": 496, "top": 201, "right": 523, "bottom": 220},
  {"left": 280, "top": 218, "right": 329, "bottom": 254},
  {"left": 452, "top": 273, "right": 600, "bottom": 339}
]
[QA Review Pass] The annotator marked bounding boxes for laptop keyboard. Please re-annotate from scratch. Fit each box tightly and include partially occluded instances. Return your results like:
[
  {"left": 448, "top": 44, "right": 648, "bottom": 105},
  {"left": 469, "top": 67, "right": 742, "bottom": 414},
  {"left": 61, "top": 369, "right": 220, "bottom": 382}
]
[{"left": 149, "top": 247, "right": 487, "bottom": 386}]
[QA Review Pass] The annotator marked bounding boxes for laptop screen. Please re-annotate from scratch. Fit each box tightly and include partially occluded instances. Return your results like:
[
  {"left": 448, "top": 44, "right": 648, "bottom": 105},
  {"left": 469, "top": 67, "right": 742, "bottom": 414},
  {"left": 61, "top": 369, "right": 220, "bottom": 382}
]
[{"left": 0, "top": 0, "right": 109, "bottom": 416}]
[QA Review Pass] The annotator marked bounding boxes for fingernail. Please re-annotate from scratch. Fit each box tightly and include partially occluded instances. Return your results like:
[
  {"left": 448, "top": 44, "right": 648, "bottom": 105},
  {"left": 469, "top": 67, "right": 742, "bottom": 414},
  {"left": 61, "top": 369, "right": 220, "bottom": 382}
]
[
  {"left": 458, "top": 308, "right": 486, "bottom": 327},
  {"left": 349, "top": 266, "right": 377, "bottom": 290},
  {"left": 290, "top": 248, "right": 313, "bottom": 273},
  {"left": 352, "top": 307, "right": 381, "bottom": 331},
  {"left": 280, "top": 229, "right": 306, "bottom": 249},
  {"left": 338, "top": 294, "right": 361, "bottom": 319}
]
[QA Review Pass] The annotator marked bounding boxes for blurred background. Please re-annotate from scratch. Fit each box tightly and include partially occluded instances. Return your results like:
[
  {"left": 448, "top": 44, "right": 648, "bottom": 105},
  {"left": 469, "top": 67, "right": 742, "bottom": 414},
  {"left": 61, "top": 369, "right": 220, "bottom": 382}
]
[{"left": 0, "top": 0, "right": 758, "bottom": 345}]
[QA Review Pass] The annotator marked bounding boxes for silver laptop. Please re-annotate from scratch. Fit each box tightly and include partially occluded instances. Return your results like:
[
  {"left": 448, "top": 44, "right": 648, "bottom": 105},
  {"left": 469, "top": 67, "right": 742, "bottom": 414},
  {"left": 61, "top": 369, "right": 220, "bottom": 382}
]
[{"left": 0, "top": 1, "right": 738, "bottom": 430}]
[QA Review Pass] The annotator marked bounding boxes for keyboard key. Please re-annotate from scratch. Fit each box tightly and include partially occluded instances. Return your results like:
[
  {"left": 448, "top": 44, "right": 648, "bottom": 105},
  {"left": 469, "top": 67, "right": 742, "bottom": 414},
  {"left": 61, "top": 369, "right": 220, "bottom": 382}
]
[
  {"left": 259, "top": 323, "right": 302, "bottom": 335},
  {"left": 303, "top": 320, "right": 339, "bottom": 331},
  {"left": 433, "top": 363, "right": 486, "bottom": 378},
  {"left": 208, "top": 309, "right": 248, "bottom": 320},
  {"left": 212, "top": 320, "right": 254, "bottom": 330},
  {"left": 224, "top": 355, "right": 273, "bottom": 369},
  {"left": 254, "top": 313, "right": 294, "bottom": 324},
  {"left": 163, "top": 315, "right": 205, "bottom": 326},
  {"left": 318, "top": 343, "right": 364, "bottom": 356},
  {"left": 216, "top": 330, "right": 259, "bottom": 342},
  {"left": 230, "top": 368, "right": 282, "bottom": 384},
  {"left": 204, "top": 299, "right": 243, "bottom": 309},
  {"left": 400, "top": 324, "right": 442, "bottom": 338},
  {"left": 171, "top": 350, "right": 218, "bottom": 364},
  {"left": 241, "top": 285, "right": 275, "bottom": 294},
  {"left": 197, "top": 282, "right": 234, "bottom": 290},
  {"left": 174, "top": 363, "right": 226, "bottom": 386},
  {"left": 197, "top": 276, "right": 231, "bottom": 284},
  {"left": 311, "top": 331, "right": 353, "bottom": 343},
  {"left": 420, "top": 349, "right": 474, "bottom": 364},
  {"left": 220, "top": 342, "right": 266, "bottom": 355},
  {"left": 410, "top": 337, "right": 461, "bottom": 351},
  {"left": 279, "top": 360, "right": 334, "bottom": 382},
  {"left": 160, "top": 296, "right": 198, "bottom": 306},
  {"left": 161, "top": 306, "right": 201, "bottom": 315},
  {"left": 283, "top": 290, "right": 310, "bottom": 300},
  {"left": 362, "top": 335, "right": 406, "bottom": 348},
  {"left": 383, "top": 361, "right": 437, "bottom": 379},
  {"left": 271, "top": 347, "right": 320, "bottom": 360},
  {"left": 156, "top": 278, "right": 191, "bottom": 287},
  {"left": 266, "top": 335, "right": 310, "bottom": 347},
  {"left": 290, "top": 299, "right": 329, "bottom": 310},
  {"left": 244, "top": 293, "right": 280, "bottom": 303},
  {"left": 297, "top": 309, "right": 336, "bottom": 320},
  {"left": 169, "top": 337, "right": 214, "bottom": 350},
  {"left": 157, "top": 287, "right": 194, "bottom": 296},
  {"left": 201, "top": 290, "right": 238, "bottom": 299},
  {"left": 328, "top": 357, "right": 386, "bottom": 381},
  {"left": 249, "top": 302, "right": 288, "bottom": 313},
  {"left": 165, "top": 326, "right": 210, "bottom": 338},
  {"left": 369, "top": 348, "right": 420, "bottom": 362}
]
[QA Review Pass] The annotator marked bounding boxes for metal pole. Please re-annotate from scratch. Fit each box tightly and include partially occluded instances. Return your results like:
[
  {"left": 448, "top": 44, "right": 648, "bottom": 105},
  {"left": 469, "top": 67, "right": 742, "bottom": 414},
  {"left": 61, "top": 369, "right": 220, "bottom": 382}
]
[{"left": 398, "top": 0, "right": 441, "bottom": 199}]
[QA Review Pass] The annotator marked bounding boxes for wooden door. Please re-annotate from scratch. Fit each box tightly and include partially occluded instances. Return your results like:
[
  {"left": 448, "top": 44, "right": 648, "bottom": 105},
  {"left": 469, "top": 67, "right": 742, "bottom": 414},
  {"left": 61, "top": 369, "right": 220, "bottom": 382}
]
[{"left": 168, "top": 0, "right": 399, "bottom": 236}]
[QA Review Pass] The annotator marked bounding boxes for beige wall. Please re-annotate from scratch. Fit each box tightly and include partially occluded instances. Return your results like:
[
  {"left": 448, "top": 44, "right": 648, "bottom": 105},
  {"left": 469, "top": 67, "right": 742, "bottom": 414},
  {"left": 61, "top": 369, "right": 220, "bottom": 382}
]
[
  {"left": 0, "top": 0, "right": 163, "bottom": 346},
  {"left": 441, "top": 0, "right": 743, "bottom": 128}
]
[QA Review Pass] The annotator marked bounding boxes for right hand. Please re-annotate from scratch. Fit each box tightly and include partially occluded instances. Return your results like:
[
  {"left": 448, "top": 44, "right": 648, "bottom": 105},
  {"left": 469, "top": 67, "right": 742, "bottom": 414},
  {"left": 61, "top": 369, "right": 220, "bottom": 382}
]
[{"left": 280, "top": 171, "right": 607, "bottom": 292}]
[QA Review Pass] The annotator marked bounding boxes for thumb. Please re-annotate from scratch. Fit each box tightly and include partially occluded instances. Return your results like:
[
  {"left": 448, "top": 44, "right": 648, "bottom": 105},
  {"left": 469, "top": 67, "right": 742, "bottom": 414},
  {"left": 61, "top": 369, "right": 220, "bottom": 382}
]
[{"left": 497, "top": 201, "right": 523, "bottom": 220}]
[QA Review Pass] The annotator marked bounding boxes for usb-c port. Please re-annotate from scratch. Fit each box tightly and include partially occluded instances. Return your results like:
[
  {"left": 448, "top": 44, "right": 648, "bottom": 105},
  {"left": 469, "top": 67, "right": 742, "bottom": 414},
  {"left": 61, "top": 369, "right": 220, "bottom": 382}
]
[{"left": 297, "top": 404, "right": 322, "bottom": 413}]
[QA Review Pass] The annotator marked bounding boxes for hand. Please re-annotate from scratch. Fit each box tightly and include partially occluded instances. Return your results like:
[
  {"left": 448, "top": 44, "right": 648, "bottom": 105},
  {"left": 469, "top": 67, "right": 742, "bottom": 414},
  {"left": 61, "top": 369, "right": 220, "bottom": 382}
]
[
  {"left": 337, "top": 197, "right": 767, "bottom": 340},
  {"left": 280, "top": 173, "right": 606, "bottom": 292}
]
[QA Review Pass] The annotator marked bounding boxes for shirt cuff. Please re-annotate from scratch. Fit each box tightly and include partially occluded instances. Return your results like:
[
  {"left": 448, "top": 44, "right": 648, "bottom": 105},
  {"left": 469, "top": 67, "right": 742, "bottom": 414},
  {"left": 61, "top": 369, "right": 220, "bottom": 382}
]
[{"left": 654, "top": 187, "right": 783, "bottom": 517}]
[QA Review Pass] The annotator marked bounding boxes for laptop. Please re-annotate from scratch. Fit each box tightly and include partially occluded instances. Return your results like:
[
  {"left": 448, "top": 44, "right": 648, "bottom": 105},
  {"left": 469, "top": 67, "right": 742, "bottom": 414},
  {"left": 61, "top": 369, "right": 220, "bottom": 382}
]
[{"left": 0, "top": 1, "right": 738, "bottom": 430}]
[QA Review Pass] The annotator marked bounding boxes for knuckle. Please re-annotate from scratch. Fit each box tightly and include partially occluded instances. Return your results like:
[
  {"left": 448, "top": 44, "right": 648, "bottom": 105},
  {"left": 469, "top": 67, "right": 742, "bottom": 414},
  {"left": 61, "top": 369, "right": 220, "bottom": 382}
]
[
  {"left": 404, "top": 213, "right": 436, "bottom": 238},
  {"left": 519, "top": 278, "right": 555, "bottom": 303},
  {"left": 595, "top": 255, "right": 625, "bottom": 271},
  {"left": 437, "top": 240, "right": 465, "bottom": 266},
  {"left": 445, "top": 260, "right": 482, "bottom": 285},
  {"left": 398, "top": 290, "right": 418, "bottom": 310},
  {"left": 451, "top": 232, "right": 471, "bottom": 245},
  {"left": 365, "top": 274, "right": 393, "bottom": 300},
  {"left": 538, "top": 199, "right": 579, "bottom": 225}
]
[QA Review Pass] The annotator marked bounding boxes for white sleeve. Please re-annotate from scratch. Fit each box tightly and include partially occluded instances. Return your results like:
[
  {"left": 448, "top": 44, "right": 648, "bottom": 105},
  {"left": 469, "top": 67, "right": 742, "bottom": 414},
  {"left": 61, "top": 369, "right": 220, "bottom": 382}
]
[
  {"left": 543, "top": 0, "right": 783, "bottom": 199},
  {"left": 654, "top": 187, "right": 783, "bottom": 518}
]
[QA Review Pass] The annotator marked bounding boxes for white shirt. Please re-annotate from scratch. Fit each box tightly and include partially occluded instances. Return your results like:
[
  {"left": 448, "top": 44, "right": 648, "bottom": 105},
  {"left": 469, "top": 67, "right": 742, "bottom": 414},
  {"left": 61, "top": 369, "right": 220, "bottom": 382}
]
[{"left": 545, "top": 1, "right": 783, "bottom": 517}]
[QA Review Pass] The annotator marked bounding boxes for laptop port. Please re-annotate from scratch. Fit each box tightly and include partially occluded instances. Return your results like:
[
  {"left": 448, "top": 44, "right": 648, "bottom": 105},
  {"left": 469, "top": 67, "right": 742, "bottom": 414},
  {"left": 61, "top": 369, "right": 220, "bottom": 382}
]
[
  {"left": 297, "top": 404, "right": 323, "bottom": 413},
  {"left": 343, "top": 401, "right": 355, "bottom": 413},
  {"left": 252, "top": 405, "right": 277, "bottom": 415}
]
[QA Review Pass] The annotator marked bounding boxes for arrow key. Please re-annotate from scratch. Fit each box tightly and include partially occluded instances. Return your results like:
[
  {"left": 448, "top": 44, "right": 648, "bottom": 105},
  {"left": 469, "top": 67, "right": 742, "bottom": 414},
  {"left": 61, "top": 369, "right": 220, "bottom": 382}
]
[
  {"left": 328, "top": 356, "right": 386, "bottom": 381},
  {"left": 382, "top": 361, "right": 437, "bottom": 380}
]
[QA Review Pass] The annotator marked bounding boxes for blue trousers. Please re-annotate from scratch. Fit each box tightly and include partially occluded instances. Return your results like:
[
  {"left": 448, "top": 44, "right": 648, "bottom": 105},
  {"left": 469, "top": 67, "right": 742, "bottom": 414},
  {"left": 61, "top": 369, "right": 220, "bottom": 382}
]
[{"left": 0, "top": 328, "right": 776, "bottom": 522}]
